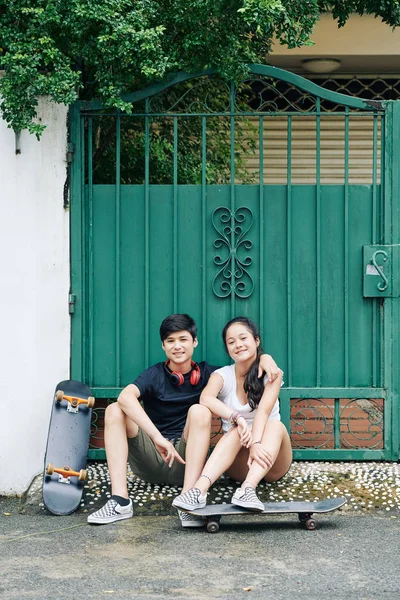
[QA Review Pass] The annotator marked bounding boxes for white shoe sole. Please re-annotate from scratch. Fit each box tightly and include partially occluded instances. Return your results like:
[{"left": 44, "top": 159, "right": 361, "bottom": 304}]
[
  {"left": 231, "top": 498, "right": 264, "bottom": 512},
  {"left": 87, "top": 511, "right": 133, "bottom": 524},
  {"left": 172, "top": 498, "right": 206, "bottom": 511},
  {"left": 180, "top": 519, "right": 205, "bottom": 528}
]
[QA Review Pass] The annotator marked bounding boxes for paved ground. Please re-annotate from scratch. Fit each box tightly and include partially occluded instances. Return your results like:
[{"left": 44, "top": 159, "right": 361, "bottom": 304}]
[
  {"left": 1, "top": 495, "right": 400, "bottom": 600},
  {"left": 2, "top": 461, "right": 400, "bottom": 599}
]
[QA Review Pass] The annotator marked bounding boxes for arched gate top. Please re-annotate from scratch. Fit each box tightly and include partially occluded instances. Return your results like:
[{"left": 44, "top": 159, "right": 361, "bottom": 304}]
[{"left": 77, "top": 63, "right": 385, "bottom": 112}]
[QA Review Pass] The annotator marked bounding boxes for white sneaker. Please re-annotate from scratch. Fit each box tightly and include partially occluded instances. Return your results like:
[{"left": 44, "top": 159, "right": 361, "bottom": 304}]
[
  {"left": 172, "top": 488, "right": 207, "bottom": 511},
  {"left": 178, "top": 510, "right": 205, "bottom": 528},
  {"left": 231, "top": 487, "right": 264, "bottom": 512},
  {"left": 87, "top": 498, "right": 133, "bottom": 524}
]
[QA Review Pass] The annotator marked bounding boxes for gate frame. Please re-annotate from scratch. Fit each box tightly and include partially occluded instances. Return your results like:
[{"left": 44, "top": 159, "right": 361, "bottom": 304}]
[
  {"left": 69, "top": 64, "right": 400, "bottom": 461},
  {"left": 383, "top": 101, "right": 400, "bottom": 461}
]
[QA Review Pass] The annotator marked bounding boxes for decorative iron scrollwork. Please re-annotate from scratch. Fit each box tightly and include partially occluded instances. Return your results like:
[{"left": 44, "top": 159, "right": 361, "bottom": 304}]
[
  {"left": 235, "top": 78, "right": 317, "bottom": 114},
  {"left": 148, "top": 78, "right": 230, "bottom": 114},
  {"left": 340, "top": 399, "right": 383, "bottom": 449},
  {"left": 212, "top": 206, "right": 254, "bottom": 299},
  {"left": 290, "top": 399, "right": 334, "bottom": 449},
  {"left": 290, "top": 398, "right": 384, "bottom": 450}
]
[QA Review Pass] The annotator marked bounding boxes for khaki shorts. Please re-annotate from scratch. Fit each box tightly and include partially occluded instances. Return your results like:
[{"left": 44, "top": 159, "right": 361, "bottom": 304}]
[{"left": 127, "top": 429, "right": 186, "bottom": 486}]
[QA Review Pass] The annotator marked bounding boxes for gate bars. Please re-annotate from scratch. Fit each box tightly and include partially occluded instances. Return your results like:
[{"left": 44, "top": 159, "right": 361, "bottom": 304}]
[{"left": 69, "top": 64, "right": 400, "bottom": 460}]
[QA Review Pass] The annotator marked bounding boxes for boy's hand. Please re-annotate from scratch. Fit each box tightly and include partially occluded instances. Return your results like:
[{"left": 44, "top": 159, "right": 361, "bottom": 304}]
[
  {"left": 153, "top": 435, "right": 186, "bottom": 468},
  {"left": 258, "top": 354, "right": 283, "bottom": 383}
]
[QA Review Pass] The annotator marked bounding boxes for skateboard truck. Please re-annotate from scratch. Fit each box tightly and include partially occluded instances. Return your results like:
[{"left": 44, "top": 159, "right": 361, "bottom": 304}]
[
  {"left": 55, "top": 390, "right": 95, "bottom": 413},
  {"left": 298, "top": 512, "right": 317, "bottom": 531},
  {"left": 46, "top": 463, "right": 87, "bottom": 484}
]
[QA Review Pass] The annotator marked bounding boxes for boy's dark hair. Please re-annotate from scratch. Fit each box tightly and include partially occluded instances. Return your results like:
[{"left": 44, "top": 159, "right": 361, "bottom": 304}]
[
  {"left": 160, "top": 314, "right": 197, "bottom": 342},
  {"left": 222, "top": 316, "right": 264, "bottom": 411}
]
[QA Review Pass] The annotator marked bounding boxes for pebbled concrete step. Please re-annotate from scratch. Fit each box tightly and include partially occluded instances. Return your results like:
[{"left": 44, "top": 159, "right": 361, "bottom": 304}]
[{"left": 19, "top": 461, "right": 400, "bottom": 517}]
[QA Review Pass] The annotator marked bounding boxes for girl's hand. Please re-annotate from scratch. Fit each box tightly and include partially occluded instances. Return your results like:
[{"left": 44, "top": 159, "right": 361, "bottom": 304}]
[
  {"left": 236, "top": 417, "right": 252, "bottom": 448},
  {"left": 247, "top": 442, "right": 274, "bottom": 470}
]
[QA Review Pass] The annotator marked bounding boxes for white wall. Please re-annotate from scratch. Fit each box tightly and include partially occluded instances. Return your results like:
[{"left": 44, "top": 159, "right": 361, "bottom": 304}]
[
  {"left": 270, "top": 13, "right": 400, "bottom": 73},
  {"left": 0, "top": 97, "right": 70, "bottom": 495}
]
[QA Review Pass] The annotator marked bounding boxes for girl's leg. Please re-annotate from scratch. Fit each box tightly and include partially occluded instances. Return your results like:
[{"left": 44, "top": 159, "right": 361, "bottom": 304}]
[
  {"left": 172, "top": 427, "right": 242, "bottom": 509},
  {"left": 243, "top": 421, "right": 292, "bottom": 489},
  {"left": 195, "top": 426, "right": 242, "bottom": 494},
  {"left": 224, "top": 446, "right": 252, "bottom": 482},
  {"left": 226, "top": 421, "right": 292, "bottom": 486},
  {"left": 229, "top": 422, "right": 291, "bottom": 511},
  {"left": 264, "top": 423, "right": 292, "bottom": 482}
]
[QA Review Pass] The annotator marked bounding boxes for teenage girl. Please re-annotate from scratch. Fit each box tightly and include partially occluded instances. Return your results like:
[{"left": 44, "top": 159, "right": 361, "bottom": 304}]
[{"left": 172, "top": 316, "right": 292, "bottom": 511}]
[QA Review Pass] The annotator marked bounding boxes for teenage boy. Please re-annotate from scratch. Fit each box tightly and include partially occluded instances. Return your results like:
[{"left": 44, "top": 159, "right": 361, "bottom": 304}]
[{"left": 87, "top": 314, "right": 281, "bottom": 527}]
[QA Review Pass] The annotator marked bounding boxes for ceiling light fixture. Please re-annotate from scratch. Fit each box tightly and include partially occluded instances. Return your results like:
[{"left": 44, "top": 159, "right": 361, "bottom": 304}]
[{"left": 302, "top": 58, "right": 341, "bottom": 74}]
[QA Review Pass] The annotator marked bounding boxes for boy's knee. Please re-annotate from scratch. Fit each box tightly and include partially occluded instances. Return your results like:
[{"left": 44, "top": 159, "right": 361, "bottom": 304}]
[
  {"left": 105, "top": 402, "right": 124, "bottom": 425},
  {"left": 187, "top": 404, "right": 212, "bottom": 426}
]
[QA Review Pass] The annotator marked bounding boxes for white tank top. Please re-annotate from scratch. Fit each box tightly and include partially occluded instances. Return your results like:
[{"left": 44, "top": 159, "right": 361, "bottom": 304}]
[{"left": 215, "top": 364, "right": 281, "bottom": 433}]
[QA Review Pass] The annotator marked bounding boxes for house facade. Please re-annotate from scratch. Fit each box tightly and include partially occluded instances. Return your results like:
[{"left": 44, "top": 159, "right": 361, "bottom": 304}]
[{"left": 2, "top": 14, "right": 400, "bottom": 495}]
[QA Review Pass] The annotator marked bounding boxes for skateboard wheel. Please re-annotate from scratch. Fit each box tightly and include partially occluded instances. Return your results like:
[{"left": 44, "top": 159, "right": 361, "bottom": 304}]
[
  {"left": 46, "top": 463, "right": 55, "bottom": 475},
  {"left": 206, "top": 521, "right": 220, "bottom": 534},
  {"left": 55, "top": 390, "right": 64, "bottom": 402},
  {"left": 78, "top": 469, "right": 87, "bottom": 482},
  {"left": 87, "top": 396, "right": 95, "bottom": 408},
  {"left": 305, "top": 518, "right": 317, "bottom": 531}
]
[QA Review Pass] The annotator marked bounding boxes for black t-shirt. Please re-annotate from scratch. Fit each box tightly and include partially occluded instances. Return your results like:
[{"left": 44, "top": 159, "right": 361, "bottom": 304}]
[{"left": 133, "top": 361, "right": 218, "bottom": 439}]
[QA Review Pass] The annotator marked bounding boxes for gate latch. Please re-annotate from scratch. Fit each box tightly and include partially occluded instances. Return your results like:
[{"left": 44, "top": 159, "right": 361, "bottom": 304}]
[
  {"left": 363, "top": 245, "right": 400, "bottom": 297},
  {"left": 66, "top": 143, "right": 75, "bottom": 164}
]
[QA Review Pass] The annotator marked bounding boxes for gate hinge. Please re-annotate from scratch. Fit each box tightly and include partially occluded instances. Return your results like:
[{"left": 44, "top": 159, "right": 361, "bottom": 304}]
[
  {"left": 68, "top": 294, "right": 77, "bottom": 314},
  {"left": 66, "top": 143, "right": 75, "bottom": 164},
  {"left": 363, "top": 245, "right": 400, "bottom": 298}
]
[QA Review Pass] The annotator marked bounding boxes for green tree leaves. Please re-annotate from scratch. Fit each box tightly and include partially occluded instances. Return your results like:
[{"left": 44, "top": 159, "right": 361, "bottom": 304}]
[{"left": 0, "top": 0, "right": 399, "bottom": 135}]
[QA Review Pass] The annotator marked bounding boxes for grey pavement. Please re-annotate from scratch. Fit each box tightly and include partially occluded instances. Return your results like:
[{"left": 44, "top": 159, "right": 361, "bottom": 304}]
[
  {"left": 1, "top": 495, "right": 400, "bottom": 600},
  {"left": 3, "top": 461, "right": 400, "bottom": 599}
]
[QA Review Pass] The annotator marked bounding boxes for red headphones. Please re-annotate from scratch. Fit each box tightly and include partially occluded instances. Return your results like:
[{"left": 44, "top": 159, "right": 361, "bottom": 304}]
[{"left": 164, "top": 360, "right": 201, "bottom": 386}]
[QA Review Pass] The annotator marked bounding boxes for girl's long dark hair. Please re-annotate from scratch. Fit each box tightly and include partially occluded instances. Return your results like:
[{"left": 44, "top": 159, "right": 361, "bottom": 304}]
[{"left": 222, "top": 317, "right": 264, "bottom": 410}]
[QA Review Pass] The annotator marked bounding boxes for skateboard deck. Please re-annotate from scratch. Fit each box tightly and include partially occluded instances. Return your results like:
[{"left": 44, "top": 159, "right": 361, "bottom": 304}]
[
  {"left": 43, "top": 380, "right": 94, "bottom": 515},
  {"left": 181, "top": 497, "right": 346, "bottom": 533}
]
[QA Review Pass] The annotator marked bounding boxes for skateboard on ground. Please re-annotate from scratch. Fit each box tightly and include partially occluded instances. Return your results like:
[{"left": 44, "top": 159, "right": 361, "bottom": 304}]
[
  {"left": 181, "top": 497, "right": 346, "bottom": 533},
  {"left": 43, "top": 380, "right": 95, "bottom": 515}
]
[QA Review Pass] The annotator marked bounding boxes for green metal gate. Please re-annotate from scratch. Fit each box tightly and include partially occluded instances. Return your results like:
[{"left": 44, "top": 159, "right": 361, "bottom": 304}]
[{"left": 69, "top": 65, "right": 400, "bottom": 460}]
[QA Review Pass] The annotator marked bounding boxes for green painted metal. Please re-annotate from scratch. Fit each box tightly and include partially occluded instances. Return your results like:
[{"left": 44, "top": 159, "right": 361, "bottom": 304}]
[
  {"left": 78, "top": 64, "right": 381, "bottom": 112},
  {"left": 69, "top": 66, "right": 400, "bottom": 461},
  {"left": 115, "top": 114, "right": 121, "bottom": 386},
  {"left": 344, "top": 107, "right": 350, "bottom": 387},
  {"left": 316, "top": 99, "right": 321, "bottom": 387},
  {"left": 144, "top": 98, "right": 150, "bottom": 366},
  {"left": 88, "top": 117, "right": 94, "bottom": 385},
  {"left": 334, "top": 398, "right": 340, "bottom": 450},
  {"left": 201, "top": 116, "right": 207, "bottom": 351},
  {"left": 259, "top": 116, "right": 264, "bottom": 336},
  {"left": 69, "top": 103, "right": 85, "bottom": 382},
  {"left": 286, "top": 116, "right": 292, "bottom": 387},
  {"left": 383, "top": 102, "right": 400, "bottom": 460}
]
